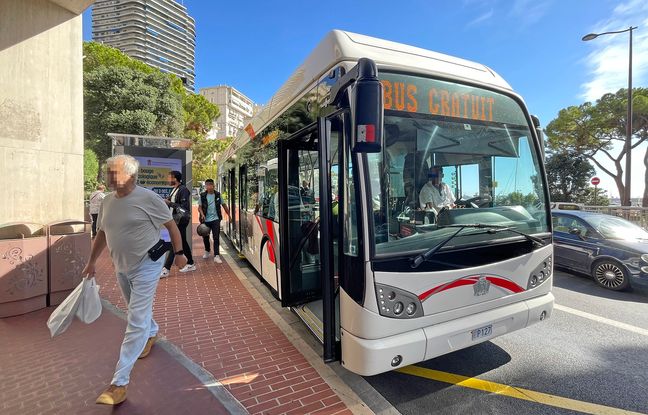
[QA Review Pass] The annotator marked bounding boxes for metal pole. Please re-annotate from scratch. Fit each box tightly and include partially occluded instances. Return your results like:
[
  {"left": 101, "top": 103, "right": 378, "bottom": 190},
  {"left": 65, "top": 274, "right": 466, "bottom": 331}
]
[
  {"left": 625, "top": 27, "right": 633, "bottom": 206},
  {"left": 595, "top": 185, "right": 598, "bottom": 206},
  {"left": 582, "top": 26, "right": 637, "bottom": 206}
]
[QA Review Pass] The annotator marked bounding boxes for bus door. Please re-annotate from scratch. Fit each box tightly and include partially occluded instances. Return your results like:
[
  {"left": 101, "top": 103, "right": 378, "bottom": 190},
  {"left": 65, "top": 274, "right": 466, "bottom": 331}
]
[
  {"left": 278, "top": 117, "right": 342, "bottom": 362},
  {"left": 239, "top": 164, "right": 249, "bottom": 254},
  {"left": 278, "top": 124, "right": 321, "bottom": 306},
  {"left": 228, "top": 168, "right": 239, "bottom": 249}
]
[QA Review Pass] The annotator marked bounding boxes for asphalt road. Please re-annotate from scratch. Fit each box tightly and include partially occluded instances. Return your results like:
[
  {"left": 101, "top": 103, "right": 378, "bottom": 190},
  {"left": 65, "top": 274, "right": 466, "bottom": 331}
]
[{"left": 364, "top": 269, "right": 648, "bottom": 414}]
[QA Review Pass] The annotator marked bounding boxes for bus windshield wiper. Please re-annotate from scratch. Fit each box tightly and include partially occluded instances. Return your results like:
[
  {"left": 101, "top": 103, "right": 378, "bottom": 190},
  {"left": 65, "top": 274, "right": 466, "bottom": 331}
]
[
  {"left": 477, "top": 226, "right": 546, "bottom": 246},
  {"left": 410, "top": 223, "right": 494, "bottom": 269},
  {"left": 410, "top": 223, "right": 545, "bottom": 269}
]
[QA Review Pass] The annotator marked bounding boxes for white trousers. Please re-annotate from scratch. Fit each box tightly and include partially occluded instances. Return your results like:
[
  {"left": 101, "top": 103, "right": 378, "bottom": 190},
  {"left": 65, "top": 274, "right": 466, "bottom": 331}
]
[{"left": 111, "top": 256, "right": 162, "bottom": 386}]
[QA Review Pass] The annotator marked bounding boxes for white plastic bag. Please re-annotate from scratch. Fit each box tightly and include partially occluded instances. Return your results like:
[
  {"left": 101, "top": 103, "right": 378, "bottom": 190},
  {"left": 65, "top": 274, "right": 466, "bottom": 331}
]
[
  {"left": 46, "top": 277, "right": 102, "bottom": 337},
  {"left": 77, "top": 277, "right": 102, "bottom": 324},
  {"left": 47, "top": 280, "right": 85, "bottom": 337}
]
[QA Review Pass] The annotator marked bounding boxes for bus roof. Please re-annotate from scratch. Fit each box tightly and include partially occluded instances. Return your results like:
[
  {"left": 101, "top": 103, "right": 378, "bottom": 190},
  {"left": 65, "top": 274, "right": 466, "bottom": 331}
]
[{"left": 219, "top": 30, "right": 513, "bottom": 164}]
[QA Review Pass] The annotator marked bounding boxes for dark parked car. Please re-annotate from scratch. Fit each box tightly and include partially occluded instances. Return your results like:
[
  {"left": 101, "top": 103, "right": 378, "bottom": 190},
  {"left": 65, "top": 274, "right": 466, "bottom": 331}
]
[{"left": 552, "top": 210, "right": 648, "bottom": 291}]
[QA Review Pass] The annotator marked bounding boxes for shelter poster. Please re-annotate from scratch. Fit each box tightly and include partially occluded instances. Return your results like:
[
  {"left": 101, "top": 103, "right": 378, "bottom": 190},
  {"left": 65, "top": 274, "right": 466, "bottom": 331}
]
[
  {"left": 135, "top": 156, "right": 182, "bottom": 198},
  {"left": 135, "top": 156, "right": 182, "bottom": 242}
]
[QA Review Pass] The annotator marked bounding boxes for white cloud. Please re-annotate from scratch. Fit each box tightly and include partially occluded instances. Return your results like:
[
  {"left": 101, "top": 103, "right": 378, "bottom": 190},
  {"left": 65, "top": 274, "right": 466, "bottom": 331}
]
[
  {"left": 580, "top": 1, "right": 648, "bottom": 101},
  {"left": 466, "top": 9, "right": 494, "bottom": 27},
  {"left": 509, "top": 0, "right": 551, "bottom": 26}
]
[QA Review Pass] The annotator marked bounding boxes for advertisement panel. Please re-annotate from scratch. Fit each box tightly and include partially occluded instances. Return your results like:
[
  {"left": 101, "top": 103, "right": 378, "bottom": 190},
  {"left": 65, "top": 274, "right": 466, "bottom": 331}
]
[
  {"left": 135, "top": 157, "right": 182, "bottom": 198},
  {"left": 135, "top": 156, "right": 182, "bottom": 241}
]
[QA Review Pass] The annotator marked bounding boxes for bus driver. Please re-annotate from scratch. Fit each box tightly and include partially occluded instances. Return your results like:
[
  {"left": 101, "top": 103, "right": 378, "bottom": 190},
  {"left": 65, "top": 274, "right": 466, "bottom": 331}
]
[{"left": 419, "top": 167, "right": 455, "bottom": 213}]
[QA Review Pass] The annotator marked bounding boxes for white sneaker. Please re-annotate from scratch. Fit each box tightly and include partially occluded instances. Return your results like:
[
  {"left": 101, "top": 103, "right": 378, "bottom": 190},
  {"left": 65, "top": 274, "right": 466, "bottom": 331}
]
[
  {"left": 160, "top": 268, "right": 169, "bottom": 279},
  {"left": 179, "top": 264, "right": 196, "bottom": 273},
  {"left": 202, "top": 252, "right": 210, "bottom": 259},
  {"left": 214, "top": 255, "right": 223, "bottom": 264}
]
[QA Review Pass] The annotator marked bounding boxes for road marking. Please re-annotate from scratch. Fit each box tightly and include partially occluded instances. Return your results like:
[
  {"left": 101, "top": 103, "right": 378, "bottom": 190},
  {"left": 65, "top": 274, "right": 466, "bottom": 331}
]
[
  {"left": 554, "top": 304, "right": 648, "bottom": 337},
  {"left": 396, "top": 365, "right": 645, "bottom": 415}
]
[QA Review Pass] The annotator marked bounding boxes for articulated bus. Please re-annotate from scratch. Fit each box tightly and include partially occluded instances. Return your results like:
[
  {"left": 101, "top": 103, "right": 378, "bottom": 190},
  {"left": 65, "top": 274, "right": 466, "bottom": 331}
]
[{"left": 217, "top": 30, "right": 553, "bottom": 376}]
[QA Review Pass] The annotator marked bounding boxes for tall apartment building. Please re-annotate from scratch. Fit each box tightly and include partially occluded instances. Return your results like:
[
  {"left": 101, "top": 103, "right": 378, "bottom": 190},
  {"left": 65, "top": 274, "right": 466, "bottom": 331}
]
[
  {"left": 92, "top": 0, "right": 196, "bottom": 90},
  {"left": 200, "top": 85, "right": 256, "bottom": 139}
]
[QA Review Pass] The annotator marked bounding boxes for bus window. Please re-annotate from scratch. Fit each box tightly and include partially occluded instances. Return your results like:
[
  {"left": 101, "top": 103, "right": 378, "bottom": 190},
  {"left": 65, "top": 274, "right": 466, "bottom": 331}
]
[
  {"left": 221, "top": 176, "right": 228, "bottom": 208},
  {"left": 344, "top": 145, "right": 358, "bottom": 257},
  {"left": 493, "top": 137, "right": 540, "bottom": 206},
  {"left": 263, "top": 160, "right": 279, "bottom": 221},
  {"left": 240, "top": 165, "right": 248, "bottom": 211},
  {"left": 370, "top": 72, "right": 549, "bottom": 256},
  {"left": 457, "top": 164, "right": 479, "bottom": 199},
  {"left": 246, "top": 164, "right": 259, "bottom": 213}
]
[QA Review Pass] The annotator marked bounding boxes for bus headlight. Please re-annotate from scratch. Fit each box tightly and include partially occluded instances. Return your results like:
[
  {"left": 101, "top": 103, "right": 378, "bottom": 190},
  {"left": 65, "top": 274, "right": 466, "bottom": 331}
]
[
  {"left": 641, "top": 254, "right": 648, "bottom": 263},
  {"left": 376, "top": 283, "right": 423, "bottom": 318},
  {"left": 393, "top": 302, "right": 404, "bottom": 315},
  {"left": 528, "top": 255, "right": 553, "bottom": 290},
  {"left": 406, "top": 302, "right": 417, "bottom": 315}
]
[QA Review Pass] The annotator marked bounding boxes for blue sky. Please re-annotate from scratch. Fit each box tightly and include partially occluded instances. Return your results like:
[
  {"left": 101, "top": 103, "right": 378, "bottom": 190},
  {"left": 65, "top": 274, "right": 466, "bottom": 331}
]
[{"left": 82, "top": 0, "right": 648, "bottom": 198}]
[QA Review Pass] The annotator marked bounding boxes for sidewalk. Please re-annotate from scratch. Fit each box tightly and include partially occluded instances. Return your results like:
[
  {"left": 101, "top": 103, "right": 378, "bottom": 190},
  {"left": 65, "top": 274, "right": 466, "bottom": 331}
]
[
  {"left": 1, "top": 218, "right": 363, "bottom": 414},
  {"left": 0, "top": 307, "right": 230, "bottom": 415}
]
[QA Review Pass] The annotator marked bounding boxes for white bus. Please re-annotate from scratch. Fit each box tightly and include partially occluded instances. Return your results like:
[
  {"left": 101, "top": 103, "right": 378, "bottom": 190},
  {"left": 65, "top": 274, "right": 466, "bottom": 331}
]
[{"left": 217, "top": 30, "right": 553, "bottom": 376}]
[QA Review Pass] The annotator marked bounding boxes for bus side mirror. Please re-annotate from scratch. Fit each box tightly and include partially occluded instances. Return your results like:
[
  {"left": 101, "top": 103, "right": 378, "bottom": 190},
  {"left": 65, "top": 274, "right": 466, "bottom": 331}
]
[{"left": 351, "top": 59, "right": 383, "bottom": 153}]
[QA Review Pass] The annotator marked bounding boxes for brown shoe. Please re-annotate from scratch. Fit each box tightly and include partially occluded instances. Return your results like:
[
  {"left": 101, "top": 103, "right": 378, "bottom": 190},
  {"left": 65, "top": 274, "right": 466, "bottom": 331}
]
[
  {"left": 96, "top": 384, "right": 127, "bottom": 405},
  {"left": 138, "top": 335, "right": 157, "bottom": 359}
]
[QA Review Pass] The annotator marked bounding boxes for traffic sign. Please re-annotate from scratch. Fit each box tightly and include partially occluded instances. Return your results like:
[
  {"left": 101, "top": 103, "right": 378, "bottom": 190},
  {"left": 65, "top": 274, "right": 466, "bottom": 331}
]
[{"left": 591, "top": 177, "right": 600, "bottom": 186}]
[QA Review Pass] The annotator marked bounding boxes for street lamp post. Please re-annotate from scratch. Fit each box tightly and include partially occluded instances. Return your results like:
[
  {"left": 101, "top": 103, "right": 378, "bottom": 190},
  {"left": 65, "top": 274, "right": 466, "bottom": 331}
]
[{"left": 582, "top": 26, "right": 637, "bottom": 206}]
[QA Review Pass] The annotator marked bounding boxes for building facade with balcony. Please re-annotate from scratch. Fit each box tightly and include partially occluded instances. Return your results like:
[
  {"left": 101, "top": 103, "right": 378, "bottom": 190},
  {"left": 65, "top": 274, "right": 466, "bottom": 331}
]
[
  {"left": 200, "top": 85, "right": 256, "bottom": 140},
  {"left": 92, "top": 0, "right": 196, "bottom": 90}
]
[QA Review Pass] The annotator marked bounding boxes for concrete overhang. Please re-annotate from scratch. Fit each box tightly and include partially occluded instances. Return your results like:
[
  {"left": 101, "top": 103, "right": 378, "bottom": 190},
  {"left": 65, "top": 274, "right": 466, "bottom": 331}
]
[{"left": 48, "top": 0, "right": 94, "bottom": 15}]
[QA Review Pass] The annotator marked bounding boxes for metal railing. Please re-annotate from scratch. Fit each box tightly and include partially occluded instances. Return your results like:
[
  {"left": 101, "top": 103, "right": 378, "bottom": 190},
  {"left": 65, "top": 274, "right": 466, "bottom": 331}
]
[{"left": 581, "top": 206, "right": 648, "bottom": 230}]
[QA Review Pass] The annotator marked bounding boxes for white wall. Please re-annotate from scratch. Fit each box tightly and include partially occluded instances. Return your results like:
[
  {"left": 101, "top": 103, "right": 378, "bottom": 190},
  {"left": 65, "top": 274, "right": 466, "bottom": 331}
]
[{"left": 0, "top": 0, "right": 91, "bottom": 225}]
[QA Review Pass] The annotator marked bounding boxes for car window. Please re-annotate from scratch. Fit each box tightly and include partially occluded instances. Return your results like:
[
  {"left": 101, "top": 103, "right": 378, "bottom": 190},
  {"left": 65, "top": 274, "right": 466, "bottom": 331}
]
[{"left": 553, "top": 215, "right": 589, "bottom": 236}]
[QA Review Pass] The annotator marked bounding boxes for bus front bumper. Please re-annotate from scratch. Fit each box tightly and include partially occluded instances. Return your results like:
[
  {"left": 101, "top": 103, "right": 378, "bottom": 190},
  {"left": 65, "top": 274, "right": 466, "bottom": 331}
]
[{"left": 341, "top": 292, "right": 554, "bottom": 376}]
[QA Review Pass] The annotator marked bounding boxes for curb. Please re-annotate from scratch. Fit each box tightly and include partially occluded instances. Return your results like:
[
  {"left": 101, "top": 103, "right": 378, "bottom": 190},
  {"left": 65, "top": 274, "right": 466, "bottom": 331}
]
[
  {"left": 221, "top": 243, "right": 402, "bottom": 415},
  {"left": 101, "top": 299, "right": 249, "bottom": 415}
]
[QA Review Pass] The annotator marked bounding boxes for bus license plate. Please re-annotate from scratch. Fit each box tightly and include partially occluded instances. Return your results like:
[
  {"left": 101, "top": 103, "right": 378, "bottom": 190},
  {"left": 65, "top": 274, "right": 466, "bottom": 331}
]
[{"left": 471, "top": 324, "right": 492, "bottom": 341}]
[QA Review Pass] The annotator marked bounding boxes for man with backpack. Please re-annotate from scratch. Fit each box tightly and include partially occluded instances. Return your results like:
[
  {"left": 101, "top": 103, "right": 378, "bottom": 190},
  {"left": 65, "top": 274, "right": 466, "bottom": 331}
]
[{"left": 198, "top": 178, "right": 224, "bottom": 264}]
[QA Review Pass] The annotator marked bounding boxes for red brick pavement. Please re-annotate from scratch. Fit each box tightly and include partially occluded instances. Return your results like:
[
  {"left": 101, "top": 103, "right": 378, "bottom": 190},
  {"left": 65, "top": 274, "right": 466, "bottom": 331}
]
[
  {"left": 0, "top": 307, "right": 229, "bottom": 415},
  {"left": 93, "top": 229, "right": 353, "bottom": 415}
]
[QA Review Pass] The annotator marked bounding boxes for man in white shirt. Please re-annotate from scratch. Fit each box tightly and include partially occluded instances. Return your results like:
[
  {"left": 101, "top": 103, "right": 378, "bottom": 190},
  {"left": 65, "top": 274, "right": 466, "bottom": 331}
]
[
  {"left": 419, "top": 167, "right": 456, "bottom": 213},
  {"left": 88, "top": 184, "right": 106, "bottom": 239},
  {"left": 82, "top": 155, "right": 187, "bottom": 406}
]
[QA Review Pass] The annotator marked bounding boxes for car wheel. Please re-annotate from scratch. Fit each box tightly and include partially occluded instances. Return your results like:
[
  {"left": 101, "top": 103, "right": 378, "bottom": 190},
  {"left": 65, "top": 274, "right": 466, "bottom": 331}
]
[{"left": 592, "top": 260, "right": 630, "bottom": 291}]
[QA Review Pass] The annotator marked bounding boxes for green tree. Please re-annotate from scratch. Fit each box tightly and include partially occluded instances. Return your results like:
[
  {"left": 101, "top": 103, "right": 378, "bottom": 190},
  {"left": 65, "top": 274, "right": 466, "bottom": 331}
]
[
  {"left": 545, "top": 87, "right": 648, "bottom": 206},
  {"left": 495, "top": 191, "right": 538, "bottom": 206},
  {"left": 84, "top": 65, "right": 184, "bottom": 163},
  {"left": 183, "top": 93, "right": 220, "bottom": 136},
  {"left": 578, "top": 187, "right": 610, "bottom": 206},
  {"left": 84, "top": 41, "right": 226, "bottom": 184},
  {"left": 182, "top": 94, "right": 222, "bottom": 183},
  {"left": 83, "top": 42, "right": 155, "bottom": 74},
  {"left": 193, "top": 137, "right": 233, "bottom": 182},
  {"left": 84, "top": 148, "right": 99, "bottom": 196},
  {"left": 544, "top": 151, "right": 594, "bottom": 202}
]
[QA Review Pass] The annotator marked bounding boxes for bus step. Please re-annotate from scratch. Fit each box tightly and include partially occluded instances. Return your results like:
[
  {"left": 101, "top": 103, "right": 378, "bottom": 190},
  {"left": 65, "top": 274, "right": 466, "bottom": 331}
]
[{"left": 291, "top": 302, "right": 324, "bottom": 344}]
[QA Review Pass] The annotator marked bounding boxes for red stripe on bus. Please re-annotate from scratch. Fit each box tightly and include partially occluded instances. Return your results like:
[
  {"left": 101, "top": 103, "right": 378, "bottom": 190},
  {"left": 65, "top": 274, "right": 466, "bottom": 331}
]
[
  {"left": 254, "top": 216, "right": 276, "bottom": 264},
  {"left": 485, "top": 276, "right": 525, "bottom": 293},
  {"left": 418, "top": 278, "right": 477, "bottom": 301},
  {"left": 265, "top": 219, "right": 276, "bottom": 264},
  {"left": 418, "top": 275, "right": 524, "bottom": 301}
]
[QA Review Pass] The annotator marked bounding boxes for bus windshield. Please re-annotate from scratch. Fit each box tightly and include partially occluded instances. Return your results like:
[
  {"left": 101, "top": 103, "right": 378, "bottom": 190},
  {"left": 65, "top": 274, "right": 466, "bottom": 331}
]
[{"left": 369, "top": 72, "right": 549, "bottom": 256}]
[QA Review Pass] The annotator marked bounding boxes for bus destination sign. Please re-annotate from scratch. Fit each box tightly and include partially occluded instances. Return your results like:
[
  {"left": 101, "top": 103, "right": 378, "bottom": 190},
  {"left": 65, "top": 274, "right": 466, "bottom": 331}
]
[{"left": 379, "top": 73, "right": 526, "bottom": 125}]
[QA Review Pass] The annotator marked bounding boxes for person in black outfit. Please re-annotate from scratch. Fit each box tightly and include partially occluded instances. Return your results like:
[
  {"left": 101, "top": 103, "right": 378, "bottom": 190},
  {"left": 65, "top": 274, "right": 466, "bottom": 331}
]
[
  {"left": 161, "top": 171, "right": 195, "bottom": 277},
  {"left": 197, "top": 179, "right": 226, "bottom": 263}
]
